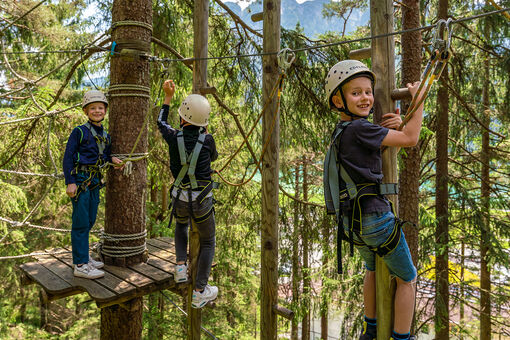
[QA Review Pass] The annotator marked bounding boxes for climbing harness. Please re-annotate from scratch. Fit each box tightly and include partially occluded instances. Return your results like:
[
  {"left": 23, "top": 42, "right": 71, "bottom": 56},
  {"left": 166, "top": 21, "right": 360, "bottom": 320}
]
[
  {"left": 168, "top": 131, "right": 217, "bottom": 229},
  {"left": 323, "top": 121, "right": 401, "bottom": 274},
  {"left": 213, "top": 48, "right": 294, "bottom": 187},
  {"left": 71, "top": 122, "right": 109, "bottom": 201},
  {"left": 398, "top": 18, "right": 453, "bottom": 131}
]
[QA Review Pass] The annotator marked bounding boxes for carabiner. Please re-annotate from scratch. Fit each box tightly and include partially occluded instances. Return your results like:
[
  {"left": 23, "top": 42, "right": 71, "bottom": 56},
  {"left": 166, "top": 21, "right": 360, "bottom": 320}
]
[
  {"left": 277, "top": 48, "right": 296, "bottom": 74},
  {"left": 432, "top": 18, "right": 453, "bottom": 55}
]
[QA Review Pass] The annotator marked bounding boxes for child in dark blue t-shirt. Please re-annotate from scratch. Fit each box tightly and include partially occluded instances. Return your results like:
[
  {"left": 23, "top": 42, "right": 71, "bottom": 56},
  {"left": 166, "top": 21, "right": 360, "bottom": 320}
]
[
  {"left": 63, "top": 90, "right": 123, "bottom": 279},
  {"left": 325, "top": 60, "right": 424, "bottom": 340}
]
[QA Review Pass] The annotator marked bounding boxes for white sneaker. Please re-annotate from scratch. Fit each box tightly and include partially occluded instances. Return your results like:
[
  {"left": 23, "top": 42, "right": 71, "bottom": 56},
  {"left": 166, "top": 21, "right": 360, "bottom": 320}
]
[
  {"left": 89, "top": 255, "right": 104, "bottom": 269},
  {"left": 174, "top": 264, "right": 188, "bottom": 283},
  {"left": 192, "top": 285, "right": 218, "bottom": 309},
  {"left": 74, "top": 263, "right": 104, "bottom": 279}
]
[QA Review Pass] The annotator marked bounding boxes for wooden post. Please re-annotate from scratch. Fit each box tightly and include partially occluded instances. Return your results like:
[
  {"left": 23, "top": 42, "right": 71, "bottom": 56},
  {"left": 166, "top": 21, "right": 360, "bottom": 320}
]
[
  {"left": 261, "top": 0, "right": 281, "bottom": 339},
  {"left": 101, "top": 0, "right": 152, "bottom": 338},
  {"left": 187, "top": 1, "right": 209, "bottom": 339},
  {"left": 370, "top": 0, "right": 397, "bottom": 338}
]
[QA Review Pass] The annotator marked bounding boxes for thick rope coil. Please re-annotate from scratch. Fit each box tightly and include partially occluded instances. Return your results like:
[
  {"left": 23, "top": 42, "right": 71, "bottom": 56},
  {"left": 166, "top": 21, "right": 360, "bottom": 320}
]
[
  {"left": 99, "top": 230, "right": 147, "bottom": 258},
  {"left": 110, "top": 20, "right": 153, "bottom": 32}
]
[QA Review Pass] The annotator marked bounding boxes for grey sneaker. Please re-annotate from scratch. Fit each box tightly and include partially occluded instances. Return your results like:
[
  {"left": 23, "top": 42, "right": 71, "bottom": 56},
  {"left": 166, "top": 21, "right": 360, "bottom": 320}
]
[
  {"left": 74, "top": 263, "right": 104, "bottom": 279},
  {"left": 89, "top": 255, "right": 104, "bottom": 269},
  {"left": 192, "top": 285, "right": 218, "bottom": 308},
  {"left": 174, "top": 264, "right": 188, "bottom": 283}
]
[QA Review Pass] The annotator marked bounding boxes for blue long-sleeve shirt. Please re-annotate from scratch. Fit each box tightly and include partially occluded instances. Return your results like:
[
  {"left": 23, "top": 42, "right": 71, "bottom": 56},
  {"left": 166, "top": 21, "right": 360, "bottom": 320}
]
[{"left": 62, "top": 122, "right": 112, "bottom": 185}]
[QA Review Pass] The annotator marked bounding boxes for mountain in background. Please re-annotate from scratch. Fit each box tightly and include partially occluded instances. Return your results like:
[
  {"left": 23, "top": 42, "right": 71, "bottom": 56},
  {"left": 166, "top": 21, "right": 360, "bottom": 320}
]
[{"left": 224, "top": 0, "right": 368, "bottom": 38}]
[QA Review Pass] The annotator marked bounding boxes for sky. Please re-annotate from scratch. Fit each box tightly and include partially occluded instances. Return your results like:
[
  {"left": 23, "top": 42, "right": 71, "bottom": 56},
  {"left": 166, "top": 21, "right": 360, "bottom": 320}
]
[{"left": 227, "top": 0, "right": 313, "bottom": 10}]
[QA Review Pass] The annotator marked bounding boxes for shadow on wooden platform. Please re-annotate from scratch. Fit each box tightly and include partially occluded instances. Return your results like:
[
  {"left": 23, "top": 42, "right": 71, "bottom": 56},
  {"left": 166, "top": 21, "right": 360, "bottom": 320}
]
[{"left": 19, "top": 237, "right": 187, "bottom": 308}]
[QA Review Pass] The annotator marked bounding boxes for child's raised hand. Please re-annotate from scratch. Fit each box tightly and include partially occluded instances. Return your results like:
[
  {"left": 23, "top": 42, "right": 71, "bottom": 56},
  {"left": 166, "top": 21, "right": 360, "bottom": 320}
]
[
  {"left": 163, "top": 80, "right": 176, "bottom": 98},
  {"left": 381, "top": 108, "right": 402, "bottom": 130},
  {"left": 407, "top": 81, "right": 421, "bottom": 98}
]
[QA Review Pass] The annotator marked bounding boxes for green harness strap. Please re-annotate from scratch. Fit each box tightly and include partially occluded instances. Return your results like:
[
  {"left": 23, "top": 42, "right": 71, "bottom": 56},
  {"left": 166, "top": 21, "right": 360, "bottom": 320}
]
[{"left": 174, "top": 131, "right": 206, "bottom": 189}]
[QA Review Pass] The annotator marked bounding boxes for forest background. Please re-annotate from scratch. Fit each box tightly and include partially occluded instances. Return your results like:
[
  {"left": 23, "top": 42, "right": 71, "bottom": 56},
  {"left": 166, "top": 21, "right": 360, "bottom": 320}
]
[{"left": 0, "top": 0, "right": 509, "bottom": 339}]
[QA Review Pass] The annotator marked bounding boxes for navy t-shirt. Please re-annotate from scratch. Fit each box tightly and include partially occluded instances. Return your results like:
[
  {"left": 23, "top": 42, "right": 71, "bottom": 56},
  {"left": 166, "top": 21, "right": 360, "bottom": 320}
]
[{"left": 336, "top": 118, "right": 391, "bottom": 214}]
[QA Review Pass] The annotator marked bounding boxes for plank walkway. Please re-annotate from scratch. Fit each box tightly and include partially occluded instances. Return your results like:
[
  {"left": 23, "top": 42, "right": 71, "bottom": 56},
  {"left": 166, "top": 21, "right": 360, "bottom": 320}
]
[{"left": 19, "top": 237, "right": 186, "bottom": 308}]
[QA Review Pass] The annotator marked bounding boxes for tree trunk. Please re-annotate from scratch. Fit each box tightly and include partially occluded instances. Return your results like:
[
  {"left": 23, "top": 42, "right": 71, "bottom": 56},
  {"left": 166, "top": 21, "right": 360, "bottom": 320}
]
[
  {"left": 434, "top": 1, "right": 450, "bottom": 338},
  {"left": 101, "top": 299, "right": 143, "bottom": 340},
  {"left": 291, "top": 165, "right": 300, "bottom": 340},
  {"left": 479, "top": 20, "right": 491, "bottom": 340},
  {"left": 101, "top": 0, "right": 152, "bottom": 338},
  {"left": 320, "top": 213, "right": 330, "bottom": 340},
  {"left": 301, "top": 158, "right": 310, "bottom": 340},
  {"left": 399, "top": 0, "right": 421, "bottom": 268},
  {"left": 260, "top": 0, "right": 281, "bottom": 338}
]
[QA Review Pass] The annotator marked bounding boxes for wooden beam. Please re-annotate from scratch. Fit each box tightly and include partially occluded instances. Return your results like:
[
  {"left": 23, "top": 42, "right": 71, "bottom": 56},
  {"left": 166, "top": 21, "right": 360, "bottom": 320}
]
[
  {"left": 273, "top": 304, "right": 294, "bottom": 320},
  {"left": 349, "top": 47, "right": 371, "bottom": 60},
  {"left": 189, "top": 0, "right": 209, "bottom": 339},
  {"left": 370, "top": 0, "right": 397, "bottom": 338},
  {"left": 251, "top": 12, "right": 264, "bottom": 22},
  {"left": 391, "top": 87, "right": 411, "bottom": 101},
  {"left": 261, "top": 0, "right": 281, "bottom": 339}
]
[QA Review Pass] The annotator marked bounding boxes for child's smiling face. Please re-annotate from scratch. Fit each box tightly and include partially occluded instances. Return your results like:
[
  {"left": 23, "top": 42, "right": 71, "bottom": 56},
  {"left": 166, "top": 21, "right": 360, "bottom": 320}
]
[
  {"left": 83, "top": 102, "right": 106, "bottom": 124},
  {"left": 337, "top": 76, "right": 374, "bottom": 118}
]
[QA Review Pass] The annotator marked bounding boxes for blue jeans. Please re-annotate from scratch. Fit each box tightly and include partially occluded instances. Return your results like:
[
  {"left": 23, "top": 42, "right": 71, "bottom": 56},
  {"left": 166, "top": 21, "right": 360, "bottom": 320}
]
[
  {"left": 174, "top": 196, "right": 215, "bottom": 290},
  {"left": 71, "top": 173, "right": 100, "bottom": 265},
  {"left": 343, "top": 211, "right": 417, "bottom": 282}
]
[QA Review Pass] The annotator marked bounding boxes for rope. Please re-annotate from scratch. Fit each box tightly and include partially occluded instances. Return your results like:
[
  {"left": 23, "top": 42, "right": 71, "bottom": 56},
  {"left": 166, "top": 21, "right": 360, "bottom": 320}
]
[
  {"left": 99, "top": 230, "right": 147, "bottom": 258},
  {"left": 0, "top": 169, "right": 63, "bottom": 178},
  {"left": 0, "top": 250, "right": 71, "bottom": 261},
  {"left": 111, "top": 20, "right": 153, "bottom": 32},
  {"left": 159, "top": 291, "right": 219, "bottom": 340},
  {"left": 213, "top": 75, "right": 282, "bottom": 187},
  {"left": 108, "top": 84, "right": 151, "bottom": 99},
  {"left": 0, "top": 216, "right": 100, "bottom": 233}
]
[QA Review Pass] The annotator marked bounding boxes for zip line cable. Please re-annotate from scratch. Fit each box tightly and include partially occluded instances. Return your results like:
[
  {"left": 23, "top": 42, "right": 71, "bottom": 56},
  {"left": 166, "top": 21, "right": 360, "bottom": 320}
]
[
  {"left": 149, "top": 7, "right": 509, "bottom": 64},
  {"left": 0, "top": 7, "right": 507, "bottom": 60}
]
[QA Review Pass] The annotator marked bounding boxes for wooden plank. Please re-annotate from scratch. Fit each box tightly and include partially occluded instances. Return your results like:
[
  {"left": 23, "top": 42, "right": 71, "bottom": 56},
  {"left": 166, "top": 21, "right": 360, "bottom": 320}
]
[
  {"left": 152, "top": 236, "right": 175, "bottom": 248},
  {"left": 102, "top": 264, "right": 153, "bottom": 288},
  {"left": 57, "top": 253, "right": 137, "bottom": 297},
  {"left": 147, "top": 238, "right": 175, "bottom": 252},
  {"left": 128, "top": 262, "right": 172, "bottom": 283},
  {"left": 19, "top": 262, "right": 73, "bottom": 294},
  {"left": 146, "top": 256, "right": 175, "bottom": 275}
]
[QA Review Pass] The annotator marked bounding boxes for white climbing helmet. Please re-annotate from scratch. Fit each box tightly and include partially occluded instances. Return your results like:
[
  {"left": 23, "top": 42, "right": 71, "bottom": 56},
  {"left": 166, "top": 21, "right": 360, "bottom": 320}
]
[
  {"left": 82, "top": 90, "right": 108, "bottom": 108},
  {"left": 325, "top": 60, "right": 376, "bottom": 110},
  {"left": 178, "top": 94, "right": 211, "bottom": 127}
]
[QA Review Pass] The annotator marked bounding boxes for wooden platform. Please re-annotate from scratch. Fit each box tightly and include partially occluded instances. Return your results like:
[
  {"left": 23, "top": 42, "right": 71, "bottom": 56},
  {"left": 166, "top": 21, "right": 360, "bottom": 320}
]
[{"left": 19, "top": 237, "right": 185, "bottom": 308}]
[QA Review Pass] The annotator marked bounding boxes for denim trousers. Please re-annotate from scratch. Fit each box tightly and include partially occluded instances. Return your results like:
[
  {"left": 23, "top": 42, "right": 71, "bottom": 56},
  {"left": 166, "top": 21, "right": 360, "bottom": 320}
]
[
  {"left": 71, "top": 173, "right": 100, "bottom": 265},
  {"left": 343, "top": 211, "right": 417, "bottom": 282},
  {"left": 174, "top": 196, "right": 215, "bottom": 290}
]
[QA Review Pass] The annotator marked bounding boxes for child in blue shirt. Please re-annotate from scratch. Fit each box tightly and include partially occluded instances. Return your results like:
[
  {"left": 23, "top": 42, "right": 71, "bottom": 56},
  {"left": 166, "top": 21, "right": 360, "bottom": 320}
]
[
  {"left": 63, "top": 90, "right": 123, "bottom": 279},
  {"left": 325, "top": 60, "right": 424, "bottom": 340}
]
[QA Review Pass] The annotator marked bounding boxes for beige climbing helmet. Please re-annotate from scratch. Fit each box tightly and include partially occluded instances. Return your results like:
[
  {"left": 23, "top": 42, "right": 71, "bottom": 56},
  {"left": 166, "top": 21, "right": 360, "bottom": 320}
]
[
  {"left": 178, "top": 94, "right": 211, "bottom": 127},
  {"left": 82, "top": 90, "right": 108, "bottom": 109},
  {"left": 325, "top": 60, "right": 376, "bottom": 111}
]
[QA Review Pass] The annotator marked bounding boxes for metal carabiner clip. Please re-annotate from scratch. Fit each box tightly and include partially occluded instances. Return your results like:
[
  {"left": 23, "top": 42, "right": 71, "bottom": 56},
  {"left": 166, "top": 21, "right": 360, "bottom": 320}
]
[
  {"left": 432, "top": 18, "right": 453, "bottom": 55},
  {"left": 277, "top": 48, "right": 296, "bottom": 73}
]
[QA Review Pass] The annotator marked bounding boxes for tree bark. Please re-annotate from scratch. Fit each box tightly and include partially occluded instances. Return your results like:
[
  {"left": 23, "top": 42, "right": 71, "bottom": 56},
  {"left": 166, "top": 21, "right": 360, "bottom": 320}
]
[
  {"left": 301, "top": 158, "right": 310, "bottom": 340},
  {"left": 434, "top": 1, "right": 450, "bottom": 338},
  {"left": 101, "top": 0, "right": 152, "bottom": 338},
  {"left": 479, "top": 20, "right": 491, "bottom": 340},
  {"left": 291, "top": 165, "right": 300, "bottom": 340},
  {"left": 399, "top": 0, "right": 421, "bottom": 269},
  {"left": 260, "top": 1, "right": 281, "bottom": 338}
]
